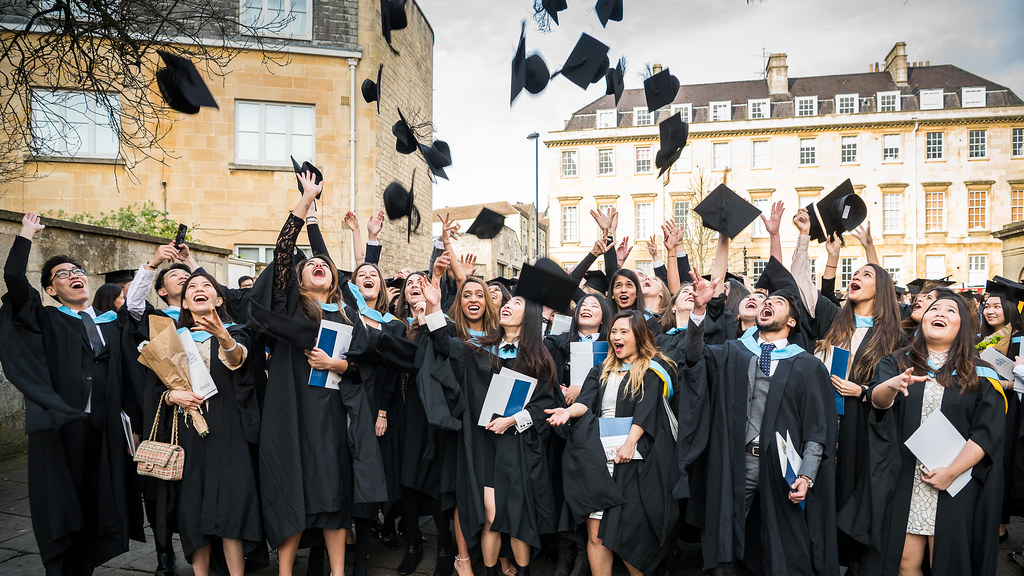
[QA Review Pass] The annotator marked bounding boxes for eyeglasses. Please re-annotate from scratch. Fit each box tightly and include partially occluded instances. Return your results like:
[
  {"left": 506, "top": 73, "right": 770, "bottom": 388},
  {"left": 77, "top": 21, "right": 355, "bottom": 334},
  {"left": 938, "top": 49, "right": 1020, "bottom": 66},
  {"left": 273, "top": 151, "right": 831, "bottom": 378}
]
[{"left": 52, "top": 268, "right": 86, "bottom": 280}]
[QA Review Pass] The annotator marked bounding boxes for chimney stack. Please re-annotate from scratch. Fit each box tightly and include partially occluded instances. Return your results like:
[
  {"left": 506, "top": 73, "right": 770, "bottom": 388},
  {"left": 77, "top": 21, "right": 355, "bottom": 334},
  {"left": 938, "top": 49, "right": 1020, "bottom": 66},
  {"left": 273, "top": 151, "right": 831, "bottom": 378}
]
[
  {"left": 765, "top": 53, "right": 788, "bottom": 95},
  {"left": 884, "top": 42, "right": 908, "bottom": 86}
]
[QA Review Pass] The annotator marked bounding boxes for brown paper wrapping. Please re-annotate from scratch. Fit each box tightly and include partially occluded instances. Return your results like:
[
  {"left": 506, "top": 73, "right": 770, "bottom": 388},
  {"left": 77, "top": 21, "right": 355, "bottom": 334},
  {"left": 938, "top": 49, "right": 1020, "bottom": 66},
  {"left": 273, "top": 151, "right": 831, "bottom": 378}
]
[{"left": 137, "top": 315, "right": 210, "bottom": 437}]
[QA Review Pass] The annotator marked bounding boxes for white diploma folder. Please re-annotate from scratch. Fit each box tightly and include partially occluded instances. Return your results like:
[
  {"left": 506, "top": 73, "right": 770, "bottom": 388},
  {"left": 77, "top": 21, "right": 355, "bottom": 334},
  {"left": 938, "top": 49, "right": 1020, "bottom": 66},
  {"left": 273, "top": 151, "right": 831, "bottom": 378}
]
[
  {"left": 549, "top": 314, "right": 573, "bottom": 336},
  {"left": 569, "top": 341, "right": 609, "bottom": 389},
  {"left": 905, "top": 409, "right": 972, "bottom": 497},
  {"left": 308, "top": 320, "right": 354, "bottom": 390},
  {"left": 979, "top": 347, "right": 1015, "bottom": 383},
  {"left": 477, "top": 368, "right": 538, "bottom": 427},
  {"left": 178, "top": 331, "right": 219, "bottom": 400}
]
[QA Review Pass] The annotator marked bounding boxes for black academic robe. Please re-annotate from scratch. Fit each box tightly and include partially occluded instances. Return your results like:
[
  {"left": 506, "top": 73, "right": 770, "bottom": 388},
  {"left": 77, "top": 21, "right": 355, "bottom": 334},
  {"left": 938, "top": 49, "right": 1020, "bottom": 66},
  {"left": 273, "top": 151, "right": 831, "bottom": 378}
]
[
  {"left": 574, "top": 364, "right": 680, "bottom": 574},
  {"left": 0, "top": 236, "right": 142, "bottom": 568},
  {"left": 859, "top": 355, "right": 1005, "bottom": 576},
  {"left": 684, "top": 320, "right": 838, "bottom": 576},
  {"left": 1000, "top": 332, "right": 1023, "bottom": 518},
  {"left": 427, "top": 331, "right": 558, "bottom": 549}
]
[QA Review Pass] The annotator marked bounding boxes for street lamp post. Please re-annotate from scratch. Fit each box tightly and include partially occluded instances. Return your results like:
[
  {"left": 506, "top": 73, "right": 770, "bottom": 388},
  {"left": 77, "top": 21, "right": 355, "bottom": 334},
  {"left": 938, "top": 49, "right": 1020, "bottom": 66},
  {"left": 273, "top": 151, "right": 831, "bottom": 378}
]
[{"left": 527, "top": 132, "right": 540, "bottom": 262}]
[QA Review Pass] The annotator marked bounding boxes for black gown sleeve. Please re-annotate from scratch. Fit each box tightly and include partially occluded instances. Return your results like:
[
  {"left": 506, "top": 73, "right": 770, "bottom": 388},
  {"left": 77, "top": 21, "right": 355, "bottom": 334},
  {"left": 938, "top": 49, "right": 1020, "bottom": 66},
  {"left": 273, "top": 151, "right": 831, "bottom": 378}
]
[
  {"left": 677, "top": 254, "right": 691, "bottom": 284},
  {"left": 306, "top": 221, "right": 330, "bottom": 259},
  {"left": 272, "top": 214, "right": 304, "bottom": 313},
  {"left": 604, "top": 244, "right": 619, "bottom": 277},
  {"left": 569, "top": 252, "right": 598, "bottom": 284},
  {"left": 3, "top": 236, "right": 35, "bottom": 311},
  {"left": 654, "top": 263, "right": 668, "bottom": 285}
]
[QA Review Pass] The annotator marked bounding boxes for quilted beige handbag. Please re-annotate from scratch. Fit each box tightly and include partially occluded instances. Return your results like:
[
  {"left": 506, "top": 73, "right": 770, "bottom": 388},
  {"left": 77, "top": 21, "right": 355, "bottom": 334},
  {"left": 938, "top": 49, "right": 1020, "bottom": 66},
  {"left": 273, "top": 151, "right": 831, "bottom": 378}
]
[{"left": 134, "top": 392, "right": 184, "bottom": 481}]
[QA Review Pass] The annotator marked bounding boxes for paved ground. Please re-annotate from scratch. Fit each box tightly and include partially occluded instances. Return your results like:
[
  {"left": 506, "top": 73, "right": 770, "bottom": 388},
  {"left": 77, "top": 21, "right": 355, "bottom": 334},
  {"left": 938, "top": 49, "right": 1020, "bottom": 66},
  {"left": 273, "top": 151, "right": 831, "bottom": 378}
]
[{"left": 0, "top": 452, "right": 1020, "bottom": 575}]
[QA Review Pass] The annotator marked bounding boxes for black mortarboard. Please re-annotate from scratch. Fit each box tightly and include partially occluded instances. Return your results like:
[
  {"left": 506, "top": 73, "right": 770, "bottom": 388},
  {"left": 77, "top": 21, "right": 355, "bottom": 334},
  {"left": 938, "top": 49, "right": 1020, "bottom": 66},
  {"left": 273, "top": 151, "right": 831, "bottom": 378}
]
[
  {"left": 290, "top": 156, "right": 323, "bottom": 198},
  {"left": 583, "top": 269, "right": 609, "bottom": 294},
  {"left": 385, "top": 277, "right": 405, "bottom": 289},
  {"left": 895, "top": 286, "right": 907, "bottom": 296},
  {"left": 515, "top": 258, "right": 577, "bottom": 313},
  {"left": 418, "top": 140, "right": 452, "bottom": 180},
  {"left": 542, "top": 0, "right": 568, "bottom": 24},
  {"left": 806, "top": 179, "right": 867, "bottom": 243},
  {"left": 380, "top": 0, "right": 408, "bottom": 47},
  {"left": 704, "top": 270, "right": 746, "bottom": 284},
  {"left": 383, "top": 169, "right": 421, "bottom": 241},
  {"left": 361, "top": 64, "right": 382, "bottom": 113},
  {"left": 489, "top": 277, "right": 517, "bottom": 291},
  {"left": 987, "top": 276, "right": 1024, "bottom": 305},
  {"left": 466, "top": 207, "right": 505, "bottom": 240},
  {"left": 511, "top": 23, "right": 550, "bottom": 105},
  {"left": 392, "top": 108, "right": 418, "bottom": 155},
  {"left": 643, "top": 67, "right": 679, "bottom": 113},
  {"left": 595, "top": 0, "right": 623, "bottom": 26},
  {"left": 654, "top": 112, "right": 688, "bottom": 177},
  {"left": 605, "top": 58, "right": 624, "bottom": 105},
  {"left": 752, "top": 257, "right": 799, "bottom": 296},
  {"left": 553, "top": 33, "right": 610, "bottom": 90},
  {"left": 155, "top": 50, "right": 218, "bottom": 115},
  {"left": 103, "top": 269, "right": 135, "bottom": 285},
  {"left": 693, "top": 184, "right": 762, "bottom": 240},
  {"left": 907, "top": 277, "right": 955, "bottom": 292}
]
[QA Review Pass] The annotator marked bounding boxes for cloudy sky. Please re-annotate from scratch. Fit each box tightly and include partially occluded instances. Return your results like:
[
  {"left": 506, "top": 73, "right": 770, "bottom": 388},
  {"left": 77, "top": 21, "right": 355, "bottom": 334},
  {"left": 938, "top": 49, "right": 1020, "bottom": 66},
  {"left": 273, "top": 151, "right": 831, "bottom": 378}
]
[{"left": 418, "top": 0, "right": 1024, "bottom": 213}]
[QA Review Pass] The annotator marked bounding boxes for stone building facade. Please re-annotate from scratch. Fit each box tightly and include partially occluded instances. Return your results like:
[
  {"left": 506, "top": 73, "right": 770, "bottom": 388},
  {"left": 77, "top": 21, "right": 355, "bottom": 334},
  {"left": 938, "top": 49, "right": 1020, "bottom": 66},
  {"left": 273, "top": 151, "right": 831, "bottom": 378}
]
[
  {"left": 431, "top": 202, "right": 549, "bottom": 280},
  {"left": 545, "top": 42, "right": 1024, "bottom": 290},
  {"left": 0, "top": 0, "right": 435, "bottom": 275}
]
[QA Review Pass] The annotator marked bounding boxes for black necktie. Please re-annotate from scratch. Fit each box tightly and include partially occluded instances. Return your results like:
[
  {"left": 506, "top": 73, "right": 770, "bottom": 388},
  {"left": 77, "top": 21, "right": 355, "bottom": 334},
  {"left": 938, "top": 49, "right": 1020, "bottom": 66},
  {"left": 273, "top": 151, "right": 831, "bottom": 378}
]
[{"left": 79, "top": 311, "right": 105, "bottom": 357}]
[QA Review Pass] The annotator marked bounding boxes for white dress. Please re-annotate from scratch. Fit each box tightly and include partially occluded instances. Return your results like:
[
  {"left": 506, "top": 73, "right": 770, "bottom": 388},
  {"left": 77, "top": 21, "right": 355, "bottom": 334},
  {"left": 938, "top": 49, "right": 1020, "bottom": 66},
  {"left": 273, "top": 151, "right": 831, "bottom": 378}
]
[
  {"left": 905, "top": 350, "right": 947, "bottom": 536},
  {"left": 590, "top": 370, "right": 625, "bottom": 521}
]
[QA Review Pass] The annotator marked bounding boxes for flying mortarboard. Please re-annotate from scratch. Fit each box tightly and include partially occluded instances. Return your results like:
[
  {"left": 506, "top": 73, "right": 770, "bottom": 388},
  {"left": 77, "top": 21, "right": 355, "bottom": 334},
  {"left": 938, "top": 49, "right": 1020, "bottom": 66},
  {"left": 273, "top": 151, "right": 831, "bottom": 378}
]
[
  {"left": 643, "top": 67, "right": 679, "bottom": 113},
  {"left": 693, "top": 184, "right": 762, "bottom": 240},
  {"left": 383, "top": 169, "right": 421, "bottom": 241},
  {"left": 594, "top": 0, "right": 623, "bottom": 26},
  {"left": 361, "top": 64, "right": 383, "bottom": 113},
  {"left": 103, "top": 269, "right": 136, "bottom": 285},
  {"left": 553, "top": 33, "right": 610, "bottom": 90},
  {"left": 511, "top": 22, "right": 550, "bottom": 105},
  {"left": 605, "top": 58, "right": 624, "bottom": 105},
  {"left": 466, "top": 207, "right": 506, "bottom": 240},
  {"left": 654, "top": 112, "right": 688, "bottom": 177},
  {"left": 380, "top": 0, "right": 408, "bottom": 47},
  {"left": 542, "top": 0, "right": 568, "bottom": 24},
  {"left": 515, "top": 258, "right": 577, "bottom": 314},
  {"left": 290, "top": 156, "right": 323, "bottom": 198},
  {"left": 583, "top": 269, "right": 609, "bottom": 294},
  {"left": 155, "top": 50, "right": 219, "bottom": 115},
  {"left": 418, "top": 140, "right": 452, "bottom": 180},
  {"left": 392, "top": 108, "right": 418, "bottom": 155},
  {"left": 806, "top": 179, "right": 867, "bottom": 243}
]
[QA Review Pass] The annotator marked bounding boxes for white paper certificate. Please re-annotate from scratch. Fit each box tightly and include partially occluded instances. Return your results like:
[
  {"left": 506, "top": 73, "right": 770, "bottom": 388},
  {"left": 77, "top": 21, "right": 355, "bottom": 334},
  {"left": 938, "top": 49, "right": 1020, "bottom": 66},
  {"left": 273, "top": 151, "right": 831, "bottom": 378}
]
[
  {"left": 308, "top": 320, "right": 354, "bottom": 390},
  {"left": 178, "top": 331, "right": 219, "bottom": 400},
  {"left": 979, "top": 347, "right": 1015, "bottom": 382},
  {"left": 905, "top": 409, "right": 972, "bottom": 497}
]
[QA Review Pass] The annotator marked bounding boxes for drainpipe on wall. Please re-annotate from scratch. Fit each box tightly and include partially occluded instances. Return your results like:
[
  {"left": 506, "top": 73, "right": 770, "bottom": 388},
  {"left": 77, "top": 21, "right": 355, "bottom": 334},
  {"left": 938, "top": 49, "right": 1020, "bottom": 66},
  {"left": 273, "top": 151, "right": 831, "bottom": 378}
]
[
  {"left": 348, "top": 57, "right": 358, "bottom": 269},
  {"left": 910, "top": 120, "right": 919, "bottom": 279}
]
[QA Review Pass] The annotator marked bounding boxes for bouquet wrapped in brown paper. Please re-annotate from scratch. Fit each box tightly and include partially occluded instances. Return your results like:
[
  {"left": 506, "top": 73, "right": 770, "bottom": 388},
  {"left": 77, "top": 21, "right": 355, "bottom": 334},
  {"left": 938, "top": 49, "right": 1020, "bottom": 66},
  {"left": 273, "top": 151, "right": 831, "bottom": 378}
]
[{"left": 137, "top": 315, "right": 210, "bottom": 437}]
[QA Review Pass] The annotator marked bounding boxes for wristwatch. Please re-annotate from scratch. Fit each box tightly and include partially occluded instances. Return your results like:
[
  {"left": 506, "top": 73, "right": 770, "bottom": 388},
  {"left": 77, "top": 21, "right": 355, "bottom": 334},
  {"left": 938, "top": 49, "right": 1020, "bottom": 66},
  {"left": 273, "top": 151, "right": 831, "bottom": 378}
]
[{"left": 799, "top": 475, "right": 814, "bottom": 489}]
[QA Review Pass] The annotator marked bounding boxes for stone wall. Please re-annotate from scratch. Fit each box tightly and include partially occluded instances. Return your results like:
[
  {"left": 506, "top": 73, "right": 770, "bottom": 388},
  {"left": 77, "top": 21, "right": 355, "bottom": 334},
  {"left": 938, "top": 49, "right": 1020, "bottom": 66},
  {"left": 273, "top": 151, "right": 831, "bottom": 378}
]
[{"left": 0, "top": 209, "right": 234, "bottom": 458}]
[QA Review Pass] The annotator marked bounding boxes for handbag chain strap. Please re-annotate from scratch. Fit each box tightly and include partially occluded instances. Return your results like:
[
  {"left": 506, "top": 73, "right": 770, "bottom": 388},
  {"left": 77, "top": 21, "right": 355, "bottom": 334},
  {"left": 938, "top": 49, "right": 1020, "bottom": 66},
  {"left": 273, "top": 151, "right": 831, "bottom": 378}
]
[{"left": 147, "top": 391, "right": 180, "bottom": 445}]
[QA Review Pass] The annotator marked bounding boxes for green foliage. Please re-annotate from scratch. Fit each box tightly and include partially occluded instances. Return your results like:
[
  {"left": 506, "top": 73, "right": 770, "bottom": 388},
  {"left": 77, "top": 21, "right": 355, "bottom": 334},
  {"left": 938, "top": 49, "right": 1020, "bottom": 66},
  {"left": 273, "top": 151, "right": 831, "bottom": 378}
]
[{"left": 44, "top": 202, "right": 195, "bottom": 243}]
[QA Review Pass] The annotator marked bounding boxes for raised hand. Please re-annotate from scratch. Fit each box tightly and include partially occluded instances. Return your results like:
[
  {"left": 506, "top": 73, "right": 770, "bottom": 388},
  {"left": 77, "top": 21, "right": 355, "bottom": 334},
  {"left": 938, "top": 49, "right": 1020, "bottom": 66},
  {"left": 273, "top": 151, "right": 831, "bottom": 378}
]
[
  {"left": 344, "top": 210, "right": 359, "bottom": 232},
  {"left": 852, "top": 221, "right": 873, "bottom": 246},
  {"left": 590, "top": 236, "right": 613, "bottom": 257},
  {"left": 761, "top": 201, "right": 785, "bottom": 236},
  {"left": 432, "top": 252, "right": 452, "bottom": 284},
  {"left": 615, "top": 236, "right": 632, "bottom": 267},
  {"left": 793, "top": 208, "right": 811, "bottom": 235},
  {"left": 662, "top": 220, "right": 684, "bottom": 253},
  {"left": 459, "top": 253, "right": 477, "bottom": 277},
  {"left": 297, "top": 170, "right": 322, "bottom": 198},
  {"left": 590, "top": 207, "right": 616, "bottom": 234},
  {"left": 646, "top": 235, "right": 659, "bottom": 260},
  {"left": 19, "top": 212, "right": 45, "bottom": 240},
  {"left": 824, "top": 232, "right": 841, "bottom": 260},
  {"left": 438, "top": 212, "right": 461, "bottom": 244},
  {"left": 367, "top": 210, "right": 385, "bottom": 240},
  {"left": 688, "top": 266, "right": 720, "bottom": 310},
  {"left": 149, "top": 243, "right": 181, "bottom": 269}
]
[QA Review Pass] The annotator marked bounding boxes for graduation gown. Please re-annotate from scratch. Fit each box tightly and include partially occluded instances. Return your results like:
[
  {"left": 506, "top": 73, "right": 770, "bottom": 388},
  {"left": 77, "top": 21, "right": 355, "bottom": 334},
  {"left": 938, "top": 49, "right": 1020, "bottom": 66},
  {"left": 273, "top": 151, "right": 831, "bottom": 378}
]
[
  {"left": 684, "top": 320, "right": 838, "bottom": 576},
  {"left": 575, "top": 364, "right": 680, "bottom": 574},
  {"left": 0, "top": 236, "right": 142, "bottom": 567},
  {"left": 859, "top": 355, "right": 1005, "bottom": 576}
]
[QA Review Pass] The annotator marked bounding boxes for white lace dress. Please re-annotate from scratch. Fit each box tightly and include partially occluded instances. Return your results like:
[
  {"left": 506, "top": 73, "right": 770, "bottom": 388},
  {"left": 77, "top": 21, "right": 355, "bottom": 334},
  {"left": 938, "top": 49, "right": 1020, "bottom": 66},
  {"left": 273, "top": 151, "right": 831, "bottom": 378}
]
[{"left": 905, "top": 350, "right": 947, "bottom": 536}]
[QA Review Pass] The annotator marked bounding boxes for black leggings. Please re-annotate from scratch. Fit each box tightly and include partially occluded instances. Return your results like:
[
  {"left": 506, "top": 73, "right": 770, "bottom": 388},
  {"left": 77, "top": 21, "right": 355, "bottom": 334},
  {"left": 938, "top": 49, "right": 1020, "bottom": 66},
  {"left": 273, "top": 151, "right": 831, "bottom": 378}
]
[{"left": 401, "top": 488, "right": 452, "bottom": 550}]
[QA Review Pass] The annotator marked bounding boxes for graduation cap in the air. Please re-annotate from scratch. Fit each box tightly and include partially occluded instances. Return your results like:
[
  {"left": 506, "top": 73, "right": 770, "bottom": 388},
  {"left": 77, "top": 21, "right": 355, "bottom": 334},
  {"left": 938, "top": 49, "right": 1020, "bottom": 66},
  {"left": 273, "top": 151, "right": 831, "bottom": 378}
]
[
  {"left": 643, "top": 67, "right": 680, "bottom": 113},
  {"left": 511, "top": 22, "right": 550, "bottom": 105},
  {"left": 752, "top": 258, "right": 799, "bottom": 296},
  {"left": 515, "top": 258, "right": 577, "bottom": 314},
  {"left": 380, "top": 0, "right": 408, "bottom": 47},
  {"left": 466, "top": 207, "right": 505, "bottom": 240},
  {"left": 418, "top": 140, "right": 452, "bottom": 180},
  {"left": 155, "top": 50, "right": 218, "bottom": 115},
  {"left": 553, "top": 33, "right": 610, "bottom": 90},
  {"left": 986, "top": 276, "right": 1024, "bottom": 306},
  {"left": 595, "top": 0, "right": 623, "bottom": 26},
  {"left": 383, "top": 170, "right": 421, "bottom": 241},
  {"left": 583, "top": 269, "right": 609, "bottom": 294},
  {"left": 290, "top": 156, "right": 323, "bottom": 198},
  {"left": 806, "top": 179, "right": 867, "bottom": 243},
  {"left": 541, "top": 0, "right": 568, "bottom": 24},
  {"left": 103, "top": 269, "right": 136, "bottom": 285},
  {"left": 605, "top": 58, "right": 625, "bottom": 105},
  {"left": 392, "top": 108, "right": 419, "bottom": 155},
  {"left": 693, "top": 184, "right": 762, "bottom": 240},
  {"left": 654, "top": 112, "right": 688, "bottom": 177},
  {"left": 361, "top": 64, "right": 382, "bottom": 113}
]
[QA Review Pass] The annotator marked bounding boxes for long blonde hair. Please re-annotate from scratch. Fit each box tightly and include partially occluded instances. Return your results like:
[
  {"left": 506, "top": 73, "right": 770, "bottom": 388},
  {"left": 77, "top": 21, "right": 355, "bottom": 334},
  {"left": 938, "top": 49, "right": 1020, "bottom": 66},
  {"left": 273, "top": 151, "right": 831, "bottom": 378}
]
[{"left": 600, "top": 311, "right": 675, "bottom": 401}]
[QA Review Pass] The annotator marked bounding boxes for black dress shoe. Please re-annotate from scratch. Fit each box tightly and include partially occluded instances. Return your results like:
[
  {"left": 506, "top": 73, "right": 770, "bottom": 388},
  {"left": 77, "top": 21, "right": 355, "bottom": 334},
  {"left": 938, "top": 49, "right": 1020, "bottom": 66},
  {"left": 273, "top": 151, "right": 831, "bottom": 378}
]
[
  {"left": 1000, "top": 530, "right": 1009, "bottom": 543},
  {"left": 434, "top": 547, "right": 455, "bottom": 576},
  {"left": 155, "top": 552, "right": 176, "bottom": 576},
  {"left": 398, "top": 543, "right": 423, "bottom": 575}
]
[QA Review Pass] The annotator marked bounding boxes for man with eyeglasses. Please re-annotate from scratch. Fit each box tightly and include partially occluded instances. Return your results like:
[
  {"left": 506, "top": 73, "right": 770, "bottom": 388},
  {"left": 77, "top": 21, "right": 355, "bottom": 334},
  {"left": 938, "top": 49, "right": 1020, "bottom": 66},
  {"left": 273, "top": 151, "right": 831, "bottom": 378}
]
[{"left": 0, "top": 212, "right": 142, "bottom": 575}]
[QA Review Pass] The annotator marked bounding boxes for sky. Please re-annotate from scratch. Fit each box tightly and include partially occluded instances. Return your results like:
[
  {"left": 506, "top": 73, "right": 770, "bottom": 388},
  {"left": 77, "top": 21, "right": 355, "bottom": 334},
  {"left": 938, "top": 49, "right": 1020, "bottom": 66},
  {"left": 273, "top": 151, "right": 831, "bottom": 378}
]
[{"left": 418, "top": 0, "right": 1024, "bottom": 214}]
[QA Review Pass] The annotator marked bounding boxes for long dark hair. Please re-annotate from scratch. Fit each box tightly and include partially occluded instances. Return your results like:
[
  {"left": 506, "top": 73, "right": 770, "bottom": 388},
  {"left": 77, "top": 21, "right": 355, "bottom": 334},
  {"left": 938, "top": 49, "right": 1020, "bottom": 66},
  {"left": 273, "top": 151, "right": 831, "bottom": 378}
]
[
  {"left": 92, "top": 283, "right": 123, "bottom": 314},
  {"left": 724, "top": 278, "right": 750, "bottom": 320},
  {"left": 901, "top": 287, "right": 956, "bottom": 336},
  {"left": 569, "top": 293, "right": 612, "bottom": 341},
  {"left": 817, "top": 264, "right": 904, "bottom": 383},
  {"left": 608, "top": 269, "right": 644, "bottom": 314},
  {"left": 394, "top": 272, "right": 428, "bottom": 339},
  {"left": 980, "top": 293, "right": 1023, "bottom": 338},
  {"left": 295, "top": 254, "right": 348, "bottom": 324},
  {"left": 474, "top": 297, "right": 557, "bottom": 385},
  {"left": 178, "top": 271, "right": 233, "bottom": 328},
  {"left": 448, "top": 277, "right": 500, "bottom": 341},
  {"left": 896, "top": 292, "right": 981, "bottom": 393},
  {"left": 488, "top": 281, "right": 512, "bottom": 308},
  {"left": 352, "top": 262, "right": 389, "bottom": 315}
]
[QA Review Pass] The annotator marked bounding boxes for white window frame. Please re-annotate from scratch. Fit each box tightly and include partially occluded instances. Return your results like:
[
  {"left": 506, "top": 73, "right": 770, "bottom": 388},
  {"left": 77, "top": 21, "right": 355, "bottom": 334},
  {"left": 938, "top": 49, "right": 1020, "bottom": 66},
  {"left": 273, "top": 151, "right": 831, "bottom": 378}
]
[
  {"left": 961, "top": 87, "right": 986, "bottom": 108},
  {"left": 877, "top": 91, "right": 901, "bottom": 112},
  {"left": 883, "top": 192, "right": 903, "bottom": 234},
  {"left": 751, "top": 140, "right": 771, "bottom": 170},
  {"left": 712, "top": 142, "right": 730, "bottom": 171},
  {"left": 30, "top": 89, "right": 120, "bottom": 159},
  {"left": 919, "top": 89, "right": 943, "bottom": 110},
  {"left": 633, "top": 107, "right": 654, "bottom": 126},
  {"left": 882, "top": 133, "right": 902, "bottom": 161},
  {"left": 670, "top": 103, "right": 692, "bottom": 123},
  {"left": 596, "top": 109, "right": 617, "bottom": 129},
  {"left": 835, "top": 93, "right": 859, "bottom": 114},
  {"left": 560, "top": 205, "right": 579, "bottom": 243},
  {"left": 969, "top": 129, "right": 987, "bottom": 159},
  {"left": 1012, "top": 127, "right": 1023, "bottom": 158},
  {"left": 236, "top": 244, "right": 311, "bottom": 264},
  {"left": 1011, "top": 188, "right": 1024, "bottom": 223},
  {"left": 883, "top": 255, "right": 903, "bottom": 286},
  {"left": 235, "top": 100, "right": 315, "bottom": 166},
  {"left": 673, "top": 145, "right": 692, "bottom": 172},
  {"left": 799, "top": 138, "right": 817, "bottom": 166},
  {"left": 635, "top": 202, "right": 654, "bottom": 238},
  {"left": 840, "top": 135, "right": 858, "bottom": 164},
  {"left": 795, "top": 96, "right": 817, "bottom": 117},
  {"left": 967, "top": 190, "right": 988, "bottom": 230},
  {"left": 634, "top": 146, "right": 652, "bottom": 174},
  {"left": 840, "top": 257, "right": 858, "bottom": 289},
  {"left": 968, "top": 254, "right": 988, "bottom": 287},
  {"left": 925, "top": 131, "right": 944, "bottom": 160},
  {"left": 560, "top": 150, "right": 578, "bottom": 177},
  {"left": 709, "top": 101, "right": 731, "bottom": 122},
  {"left": 925, "top": 255, "right": 945, "bottom": 281},
  {"left": 673, "top": 200, "right": 690, "bottom": 238},
  {"left": 241, "top": 0, "right": 313, "bottom": 39},
  {"left": 747, "top": 99, "right": 770, "bottom": 120},
  {"left": 924, "top": 191, "right": 945, "bottom": 232},
  {"left": 751, "top": 198, "right": 771, "bottom": 238},
  {"left": 751, "top": 259, "right": 768, "bottom": 283},
  {"left": 597, "top": 148, "right": 615, "bottom": 175}
]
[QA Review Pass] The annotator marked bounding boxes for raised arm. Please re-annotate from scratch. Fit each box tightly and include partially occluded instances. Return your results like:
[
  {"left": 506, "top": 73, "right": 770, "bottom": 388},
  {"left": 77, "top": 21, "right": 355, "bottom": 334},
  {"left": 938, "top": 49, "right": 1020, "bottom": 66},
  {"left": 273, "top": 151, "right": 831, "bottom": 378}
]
[
  {"left": 762, "top": 201, "right": 785, "bottom": 263},
  {"left": 4, "top": 213, "right": 45, "bottom": 310},
  {"left": 343, "top": 210, "right": 363, "bottom": 266},
  {"left": 852, "top": 221, "right": 878, "bottom": 266},
  {"left": 662, "top": 219, "right": 685, "bottom": 294},
  {"left": 710, "top": 232, "right": 729, "bottom": 297},
  {"left": 365, "top": 209, "right": 385, "bottom": 265}
]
